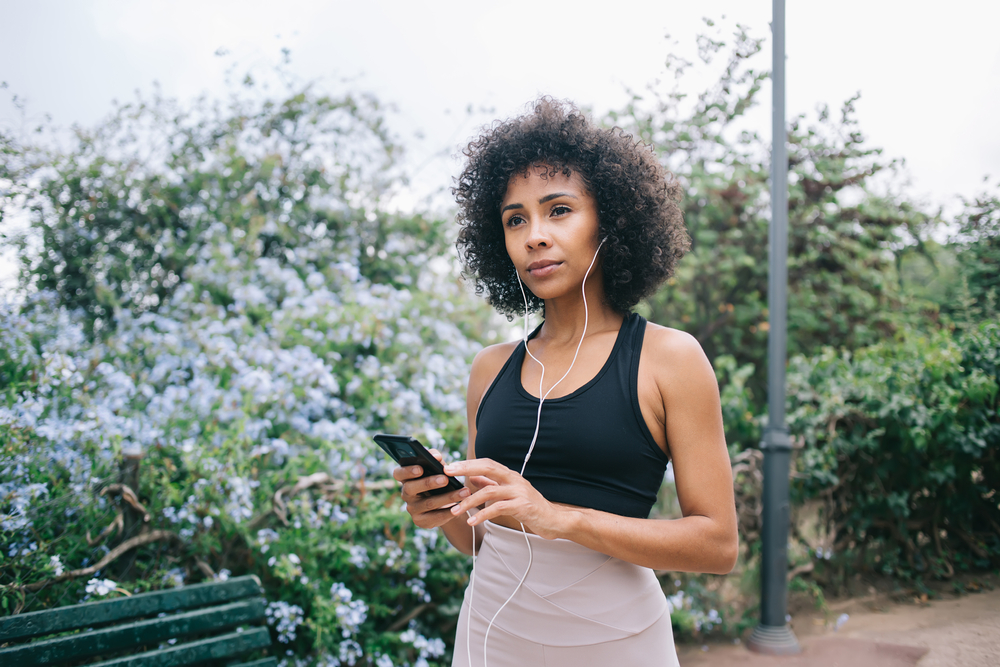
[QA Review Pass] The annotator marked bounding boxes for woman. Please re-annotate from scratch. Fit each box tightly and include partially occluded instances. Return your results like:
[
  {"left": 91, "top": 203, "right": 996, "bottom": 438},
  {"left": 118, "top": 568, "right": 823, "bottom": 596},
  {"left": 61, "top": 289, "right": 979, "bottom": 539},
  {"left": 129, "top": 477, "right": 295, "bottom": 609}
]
[{"left": 393, "top": 98, "right": 738, "bottom": 666}]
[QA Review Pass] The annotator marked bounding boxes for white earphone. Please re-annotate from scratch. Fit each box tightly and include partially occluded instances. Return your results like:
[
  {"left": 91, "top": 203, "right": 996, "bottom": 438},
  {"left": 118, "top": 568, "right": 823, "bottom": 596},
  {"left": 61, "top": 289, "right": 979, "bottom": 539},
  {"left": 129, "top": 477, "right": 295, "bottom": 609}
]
[{"left": 467, "top": 237, "right": 606, "bottom": 667}]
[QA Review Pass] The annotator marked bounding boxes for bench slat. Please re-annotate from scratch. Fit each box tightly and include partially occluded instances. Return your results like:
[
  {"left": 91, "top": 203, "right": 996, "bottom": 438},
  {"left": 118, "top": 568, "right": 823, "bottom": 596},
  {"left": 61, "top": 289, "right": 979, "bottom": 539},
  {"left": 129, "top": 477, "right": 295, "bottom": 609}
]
[
  {"left": 0, "top": 598, "right": 265, "bottom": 666},
  {"left": 229, "top": 659, "right": 278, "bottom": 667},
  {"left": 85, "top": 627, "right": 272, "bottom": 667},
  {"left": 0, "top": 575, "right": 262, "bottom": 643}
]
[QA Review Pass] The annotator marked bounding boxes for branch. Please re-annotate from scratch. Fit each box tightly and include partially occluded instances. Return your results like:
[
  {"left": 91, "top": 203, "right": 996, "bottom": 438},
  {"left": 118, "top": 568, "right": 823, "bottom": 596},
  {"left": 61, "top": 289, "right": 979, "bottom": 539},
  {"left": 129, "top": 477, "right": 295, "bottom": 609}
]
[
  {"left": 954, "top": 527, "right": 990, "bottom": 560},
  {"left": 980, "top": 509, "right": 1000, "bottom": 541},
  {"left": 246, "top": 473, "right": 396, "bottom": 530},
  {"left": 195, "top": 558, "right": 216, "bottom": 579},
  {"left": 787, "top": 561, "right": 814, "bottom": 582},
  {"left": 248, "top": 472, "right": 333, "bottom": 530},
  {"left": 273, "top": 472, "right": 333, "bottom": 525},
  {"left": 86, "top": 511, "right": 124, "bottom": 546},
  {"left": 100, "top": 483, "right": 151, "bottom": 522},
  {"left": 386, "top": 603, "right": 433, "bottom": 632},
  {"left": 731, "top": 449, "right": 762, "bottom": 464},
  {"left": 731, "top": 449, "right": 763, "bottom": 478},
  {"left": 933, "top": 520, "right": 954, "bottom": 579},
  {"left": 699, "top": 312, "right": 734, "bottom": 340},
  {"left": 10, "top": 530, "right": 183, "bottom": 593}
]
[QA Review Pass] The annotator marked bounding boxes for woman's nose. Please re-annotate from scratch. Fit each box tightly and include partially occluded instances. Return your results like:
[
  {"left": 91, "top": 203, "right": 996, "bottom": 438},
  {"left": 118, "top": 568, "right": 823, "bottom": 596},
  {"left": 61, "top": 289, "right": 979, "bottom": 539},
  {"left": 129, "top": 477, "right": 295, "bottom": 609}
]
[{"left": 525, "top": 218, "right": 551, "bottom": 249}]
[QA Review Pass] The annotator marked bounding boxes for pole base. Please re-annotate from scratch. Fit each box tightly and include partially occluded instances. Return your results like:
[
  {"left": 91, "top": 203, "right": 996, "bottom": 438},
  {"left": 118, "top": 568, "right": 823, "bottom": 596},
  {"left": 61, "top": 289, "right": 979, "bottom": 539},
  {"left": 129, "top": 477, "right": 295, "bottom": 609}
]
[{"left": 747, "top": 623, "right": 801, "bottom": 655}]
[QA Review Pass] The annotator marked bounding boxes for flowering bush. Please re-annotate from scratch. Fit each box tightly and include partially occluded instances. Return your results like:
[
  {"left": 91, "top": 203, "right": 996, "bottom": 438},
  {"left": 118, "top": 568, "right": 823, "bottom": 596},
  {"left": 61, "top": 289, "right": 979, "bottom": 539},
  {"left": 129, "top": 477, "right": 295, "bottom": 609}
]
[
  {"left": 0, "top": 237, "right": 486, "bottom": 663},
  {"left": 0, "top": 83, "right": 495, "bottom": 666}
]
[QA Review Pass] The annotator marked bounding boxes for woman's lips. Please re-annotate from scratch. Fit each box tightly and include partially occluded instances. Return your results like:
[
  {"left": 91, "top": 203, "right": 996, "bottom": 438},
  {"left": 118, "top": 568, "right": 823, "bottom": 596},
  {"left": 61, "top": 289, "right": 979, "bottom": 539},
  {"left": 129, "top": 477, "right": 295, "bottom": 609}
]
[{"left": 527, "top": 261, "right": 561, "bottom": 277}]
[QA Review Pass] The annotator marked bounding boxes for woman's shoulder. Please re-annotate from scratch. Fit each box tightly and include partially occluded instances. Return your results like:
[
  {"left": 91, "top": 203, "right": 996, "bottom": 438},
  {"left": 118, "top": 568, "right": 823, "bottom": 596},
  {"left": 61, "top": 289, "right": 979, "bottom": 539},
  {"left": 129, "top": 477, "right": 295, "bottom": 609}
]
[
  {"left": 467, "top": 339, "right": 521, "bottom": 399},
  {"left": 641, "top": 320, "right": 704, "bottom": 356},
  {"left": 640, "top": 320, "right": 716, "bottom": 387},
  {"left": 472, "top": 339, "right": 520, "bottom": 371}
]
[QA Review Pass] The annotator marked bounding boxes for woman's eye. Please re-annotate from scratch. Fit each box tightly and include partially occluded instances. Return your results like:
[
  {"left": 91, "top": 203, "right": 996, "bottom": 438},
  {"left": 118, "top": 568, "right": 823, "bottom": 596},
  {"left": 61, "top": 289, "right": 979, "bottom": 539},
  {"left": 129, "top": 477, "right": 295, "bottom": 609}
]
[
  {"left": 551, "top": 205, "right": 570, "bottom": 216},
  {"left": 505, "top": 215, "right": 524, "bottom": 227}
]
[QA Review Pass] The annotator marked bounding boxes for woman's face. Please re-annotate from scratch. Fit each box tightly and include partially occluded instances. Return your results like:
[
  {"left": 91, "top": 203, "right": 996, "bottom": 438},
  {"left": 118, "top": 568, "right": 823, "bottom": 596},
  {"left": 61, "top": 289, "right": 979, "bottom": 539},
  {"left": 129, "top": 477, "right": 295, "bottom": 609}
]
[{"left": 500, "top": 164, "right": 602, "bottom": 302}]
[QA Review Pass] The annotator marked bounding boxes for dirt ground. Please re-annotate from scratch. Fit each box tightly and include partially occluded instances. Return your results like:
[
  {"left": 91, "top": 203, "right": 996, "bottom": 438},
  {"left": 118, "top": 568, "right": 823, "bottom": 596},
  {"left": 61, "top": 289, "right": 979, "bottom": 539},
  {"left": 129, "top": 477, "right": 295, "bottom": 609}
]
[{"left": 676, "top": 578, "right": 1000, "bottom": 666}]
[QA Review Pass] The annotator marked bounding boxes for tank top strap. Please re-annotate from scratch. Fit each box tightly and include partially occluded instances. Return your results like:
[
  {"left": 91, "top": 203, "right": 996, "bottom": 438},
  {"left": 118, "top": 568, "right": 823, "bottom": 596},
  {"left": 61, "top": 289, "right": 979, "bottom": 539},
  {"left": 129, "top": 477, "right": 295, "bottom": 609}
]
[
  {"left": 623, "top": 313, "right": 668, "bottom": 464},
  {"left": 626, "top": 313, "right": 647, "bottom": 388}
]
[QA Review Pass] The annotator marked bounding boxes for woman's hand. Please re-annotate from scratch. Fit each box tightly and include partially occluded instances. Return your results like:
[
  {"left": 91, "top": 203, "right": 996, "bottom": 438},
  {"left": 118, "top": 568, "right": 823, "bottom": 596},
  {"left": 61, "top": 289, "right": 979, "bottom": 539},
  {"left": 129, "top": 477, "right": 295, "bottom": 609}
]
[
  {"left": 392, "top": 448, "right": 470, "bottom": 529},
  {"left": 443, "top": 459, "right": 565, "bottom": 539}
]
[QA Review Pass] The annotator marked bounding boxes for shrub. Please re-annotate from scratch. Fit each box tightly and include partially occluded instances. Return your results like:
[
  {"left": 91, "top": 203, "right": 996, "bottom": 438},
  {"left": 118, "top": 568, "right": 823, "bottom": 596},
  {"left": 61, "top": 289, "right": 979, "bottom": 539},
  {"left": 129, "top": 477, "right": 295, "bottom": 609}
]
[{"left": 786, "top": 323, "right": 1000, "bottom": 583}]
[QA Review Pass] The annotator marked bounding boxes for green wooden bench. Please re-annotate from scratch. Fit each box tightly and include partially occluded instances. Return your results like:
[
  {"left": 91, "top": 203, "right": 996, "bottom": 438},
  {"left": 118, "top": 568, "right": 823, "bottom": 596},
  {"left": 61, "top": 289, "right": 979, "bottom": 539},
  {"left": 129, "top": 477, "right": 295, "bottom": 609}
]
[{"left": 0, "top": 575, "right": 276, "bottom": 667}]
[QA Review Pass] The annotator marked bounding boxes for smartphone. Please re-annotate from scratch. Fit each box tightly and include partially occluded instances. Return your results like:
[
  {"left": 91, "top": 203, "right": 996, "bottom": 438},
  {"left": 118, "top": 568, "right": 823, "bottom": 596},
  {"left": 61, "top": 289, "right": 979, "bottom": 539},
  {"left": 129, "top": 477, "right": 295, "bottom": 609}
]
[{"left": 372, "top": 434, "right": 465, "bottom": 496}]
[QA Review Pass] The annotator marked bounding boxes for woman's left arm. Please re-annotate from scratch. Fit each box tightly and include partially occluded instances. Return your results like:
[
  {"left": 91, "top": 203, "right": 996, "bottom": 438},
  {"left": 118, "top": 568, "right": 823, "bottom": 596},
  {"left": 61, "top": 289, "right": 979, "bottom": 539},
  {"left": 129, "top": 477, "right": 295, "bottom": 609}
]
[{"left": 444, "top": 328, "right": 738, "bottom": 574}]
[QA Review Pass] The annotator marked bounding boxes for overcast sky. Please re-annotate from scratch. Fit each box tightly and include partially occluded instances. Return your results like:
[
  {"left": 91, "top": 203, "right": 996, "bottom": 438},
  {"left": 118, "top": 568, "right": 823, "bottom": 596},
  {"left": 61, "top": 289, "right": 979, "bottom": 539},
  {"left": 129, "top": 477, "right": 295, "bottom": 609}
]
[{"left": 2, "top": 1, "right": 998, "bottom": 224}]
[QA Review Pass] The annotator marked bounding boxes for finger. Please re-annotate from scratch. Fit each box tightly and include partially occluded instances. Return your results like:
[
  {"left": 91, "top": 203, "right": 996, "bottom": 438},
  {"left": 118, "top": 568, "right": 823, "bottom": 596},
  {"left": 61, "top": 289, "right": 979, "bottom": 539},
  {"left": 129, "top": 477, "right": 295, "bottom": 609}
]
[
  {"left": 412, "top": 506, "right": 464, "bottom": 529},
  {"left": 426, "top": 486, "right": 471, "bottom": 509},
  {"left": 402, "top": 474, "right": 452, "bottom": 497},
  {"left": 407, "top": 496, "right": 472, "bottom": 532},
  {"left": 445, "top": 459, "right": 514, "bottom": 482},
  {"left": 468, "top": 475, "right": 498, "bottom": 489},
  {"left": 428, "top": 448, "right": 445, "bottom": 462},
  {"left": 393, "top": 465, "right": 424, "bottom": 482},
  {"left": 464, "top": 499, "right": 514, "bottom": 527},
  {"left": 449, "top": 484, "right": 508, "bottom": 517},
  {"left": 406, "top": 485, "right": 470, "bottom": 512}
]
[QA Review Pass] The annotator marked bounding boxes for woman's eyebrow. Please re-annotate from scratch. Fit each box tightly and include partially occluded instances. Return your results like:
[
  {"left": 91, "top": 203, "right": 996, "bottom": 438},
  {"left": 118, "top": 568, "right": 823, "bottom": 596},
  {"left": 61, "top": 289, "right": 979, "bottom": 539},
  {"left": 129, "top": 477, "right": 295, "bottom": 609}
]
[
  {"left": 538, "top": 192, "right": 577, "bottom": 204},
  {"left": 501, "top": 192, "right": 578, "bottom": 214}
]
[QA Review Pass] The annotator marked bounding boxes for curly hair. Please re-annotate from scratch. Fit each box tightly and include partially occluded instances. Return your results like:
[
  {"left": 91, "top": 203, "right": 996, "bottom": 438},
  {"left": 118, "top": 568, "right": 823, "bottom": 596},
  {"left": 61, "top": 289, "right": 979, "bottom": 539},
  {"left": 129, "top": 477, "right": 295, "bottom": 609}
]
[{"left": 454, "top": 97, "right": 689, "bottom": 318}]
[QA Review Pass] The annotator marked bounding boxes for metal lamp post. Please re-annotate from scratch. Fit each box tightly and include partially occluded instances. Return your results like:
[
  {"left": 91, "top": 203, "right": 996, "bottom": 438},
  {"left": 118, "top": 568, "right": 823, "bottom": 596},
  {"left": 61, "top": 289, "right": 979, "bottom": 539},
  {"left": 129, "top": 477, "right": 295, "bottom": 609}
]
[{"left": 747, "top": 0, "right": 801, "bottom": 655}]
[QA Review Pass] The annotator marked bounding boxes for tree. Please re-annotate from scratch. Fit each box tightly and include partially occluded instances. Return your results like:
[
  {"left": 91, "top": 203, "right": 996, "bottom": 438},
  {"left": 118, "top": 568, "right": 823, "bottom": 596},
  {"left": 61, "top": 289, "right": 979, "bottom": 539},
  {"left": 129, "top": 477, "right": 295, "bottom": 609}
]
[
  {"left": 606, "top": 22, "right": 940, "bottom": 406},
  {"left": 951, "top": 181, "right": 1000, "bottom": 322}
]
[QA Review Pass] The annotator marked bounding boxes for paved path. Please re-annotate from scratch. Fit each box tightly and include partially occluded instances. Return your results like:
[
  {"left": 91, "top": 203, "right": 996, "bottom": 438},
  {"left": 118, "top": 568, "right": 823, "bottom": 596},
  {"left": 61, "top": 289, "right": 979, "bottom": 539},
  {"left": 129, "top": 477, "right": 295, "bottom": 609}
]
[{"left": 676, "top": 586, "right": 1000, "bottom": 666}]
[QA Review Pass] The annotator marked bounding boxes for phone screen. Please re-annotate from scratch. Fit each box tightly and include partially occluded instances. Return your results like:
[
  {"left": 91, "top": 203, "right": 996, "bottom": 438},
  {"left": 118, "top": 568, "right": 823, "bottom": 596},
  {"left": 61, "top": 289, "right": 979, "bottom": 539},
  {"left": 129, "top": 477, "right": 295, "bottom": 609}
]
[{"left": 373, "top": 434, "right": 465, "bottom": 496}]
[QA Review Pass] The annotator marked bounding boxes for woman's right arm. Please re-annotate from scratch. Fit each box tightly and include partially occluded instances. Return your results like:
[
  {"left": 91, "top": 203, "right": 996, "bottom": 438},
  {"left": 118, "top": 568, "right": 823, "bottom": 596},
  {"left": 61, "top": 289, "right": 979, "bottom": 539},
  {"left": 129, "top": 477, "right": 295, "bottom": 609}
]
[{"left": 391, "top": 344, "right": 512, "bottom": 555}]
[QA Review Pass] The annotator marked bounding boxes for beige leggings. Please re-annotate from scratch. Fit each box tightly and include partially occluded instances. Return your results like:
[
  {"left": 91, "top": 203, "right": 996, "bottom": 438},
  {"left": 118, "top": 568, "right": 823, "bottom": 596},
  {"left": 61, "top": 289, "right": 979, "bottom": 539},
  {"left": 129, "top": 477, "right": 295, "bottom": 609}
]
[{"left": 453, "top": 522, "right": 680, "bottom": 667}]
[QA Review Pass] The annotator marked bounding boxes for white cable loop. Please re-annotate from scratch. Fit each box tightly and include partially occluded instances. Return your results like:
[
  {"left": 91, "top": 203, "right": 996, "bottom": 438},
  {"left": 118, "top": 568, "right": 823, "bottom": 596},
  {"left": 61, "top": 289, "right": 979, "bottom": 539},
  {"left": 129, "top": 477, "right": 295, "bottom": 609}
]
[{"left": 471, "top": 239, "right": 603, "bottom": 667}]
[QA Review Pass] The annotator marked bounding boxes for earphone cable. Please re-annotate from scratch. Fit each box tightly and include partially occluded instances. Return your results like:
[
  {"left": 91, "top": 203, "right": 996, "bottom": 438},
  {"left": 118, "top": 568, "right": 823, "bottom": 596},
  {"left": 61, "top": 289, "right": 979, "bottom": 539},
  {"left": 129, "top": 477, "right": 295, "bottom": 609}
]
[
  {"left": 475, "top": 239, "right": 604, "bottom": 667},
  {"left": 465, "top": 510, "right": 476, "bottom": 667}
]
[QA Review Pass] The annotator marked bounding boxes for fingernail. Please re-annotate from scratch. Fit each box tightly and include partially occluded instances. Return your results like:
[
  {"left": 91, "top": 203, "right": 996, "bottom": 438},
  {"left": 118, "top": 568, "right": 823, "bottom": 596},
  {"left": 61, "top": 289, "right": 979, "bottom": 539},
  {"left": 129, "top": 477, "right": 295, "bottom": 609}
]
[
  {"left": 435, "top": 476, "right": 447, "bottom": 486},
  {"left": 451, "top": 505, "right": 461, "bottom": 515},
  {"left": 459, "top": 488, "right": 470, "bottom": 497},
  {"left": 411, "top": 467, "right": 421, "bottom": 475}
]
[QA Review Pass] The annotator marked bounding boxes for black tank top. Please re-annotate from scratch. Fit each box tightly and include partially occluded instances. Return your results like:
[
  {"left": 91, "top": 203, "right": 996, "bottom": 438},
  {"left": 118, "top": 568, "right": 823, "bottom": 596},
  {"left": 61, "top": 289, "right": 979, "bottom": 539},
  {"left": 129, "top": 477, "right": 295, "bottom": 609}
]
[{"left": 475, "top": 313, "right": 669, "bottom": 519}]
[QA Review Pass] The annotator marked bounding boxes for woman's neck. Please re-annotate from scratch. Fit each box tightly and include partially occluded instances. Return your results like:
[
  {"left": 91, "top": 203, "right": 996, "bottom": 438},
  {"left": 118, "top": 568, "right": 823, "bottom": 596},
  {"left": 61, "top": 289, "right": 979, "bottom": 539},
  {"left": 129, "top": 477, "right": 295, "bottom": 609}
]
[{"left": 536, "top": 293, "right": 623, "bottom": 346}]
